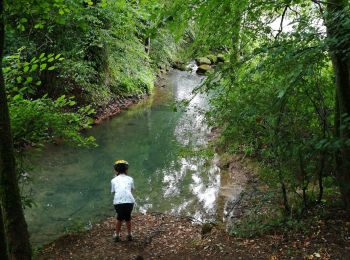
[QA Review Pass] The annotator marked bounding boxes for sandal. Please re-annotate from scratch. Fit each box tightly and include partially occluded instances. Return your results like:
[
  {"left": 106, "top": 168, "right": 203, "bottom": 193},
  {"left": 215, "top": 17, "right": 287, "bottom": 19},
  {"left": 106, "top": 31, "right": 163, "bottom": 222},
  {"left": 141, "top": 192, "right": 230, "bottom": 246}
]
[{"left": 113, "top": 233, "right": 121, "bottom": 242}]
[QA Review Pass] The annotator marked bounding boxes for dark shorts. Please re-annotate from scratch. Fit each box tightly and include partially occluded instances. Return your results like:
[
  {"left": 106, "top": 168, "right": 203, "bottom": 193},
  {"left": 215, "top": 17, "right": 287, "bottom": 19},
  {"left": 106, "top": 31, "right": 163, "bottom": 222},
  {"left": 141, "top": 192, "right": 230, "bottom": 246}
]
[{"left": 114, "top": 203, "right": 134, "bottom": 221}]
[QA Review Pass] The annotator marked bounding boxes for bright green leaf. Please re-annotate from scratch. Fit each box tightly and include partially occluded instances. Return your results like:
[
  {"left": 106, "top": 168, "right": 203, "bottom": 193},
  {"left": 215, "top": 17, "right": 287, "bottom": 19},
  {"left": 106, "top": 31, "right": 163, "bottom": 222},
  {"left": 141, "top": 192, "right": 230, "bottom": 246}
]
[
  {"left": 16, "top": 76, "right": 22, "bottom": 83},
  {"left": 40, "top": 63, "right": 47, "bottom": 70}
]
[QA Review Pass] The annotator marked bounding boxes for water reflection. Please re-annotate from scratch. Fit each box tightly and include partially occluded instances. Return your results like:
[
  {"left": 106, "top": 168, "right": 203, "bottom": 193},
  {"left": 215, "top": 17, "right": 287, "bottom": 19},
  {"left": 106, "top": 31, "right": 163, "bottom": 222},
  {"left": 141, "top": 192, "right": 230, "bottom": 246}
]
[{"left": 25, "top": 69, "right": 221, "bottom": 245}]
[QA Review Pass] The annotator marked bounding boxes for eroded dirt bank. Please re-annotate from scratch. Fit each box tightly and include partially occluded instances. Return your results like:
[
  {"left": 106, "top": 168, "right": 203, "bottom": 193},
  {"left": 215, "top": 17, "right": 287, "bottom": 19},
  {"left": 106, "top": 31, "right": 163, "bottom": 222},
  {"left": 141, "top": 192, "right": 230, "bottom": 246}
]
[
  {"left": 94, "top": 94, "right": 147, "bottom": 124},
  {"left": 93, "top": 72, "right": 169, "bottom": 125}
]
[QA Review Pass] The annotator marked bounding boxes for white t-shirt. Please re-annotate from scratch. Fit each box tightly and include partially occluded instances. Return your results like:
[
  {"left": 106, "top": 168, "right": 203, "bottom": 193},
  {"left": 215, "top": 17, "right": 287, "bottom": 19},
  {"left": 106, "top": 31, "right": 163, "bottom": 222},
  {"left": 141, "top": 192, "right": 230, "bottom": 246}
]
[{"left": 111, "top": 174, "right": 135, "bottom": 205}]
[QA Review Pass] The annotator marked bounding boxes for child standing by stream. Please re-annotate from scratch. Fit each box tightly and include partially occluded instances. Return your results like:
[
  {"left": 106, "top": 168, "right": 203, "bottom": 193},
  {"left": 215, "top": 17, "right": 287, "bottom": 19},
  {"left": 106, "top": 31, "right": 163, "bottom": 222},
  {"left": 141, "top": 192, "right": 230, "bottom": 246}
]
[{"left": 111, "top": 160, "right": 135, "bottom": 242}]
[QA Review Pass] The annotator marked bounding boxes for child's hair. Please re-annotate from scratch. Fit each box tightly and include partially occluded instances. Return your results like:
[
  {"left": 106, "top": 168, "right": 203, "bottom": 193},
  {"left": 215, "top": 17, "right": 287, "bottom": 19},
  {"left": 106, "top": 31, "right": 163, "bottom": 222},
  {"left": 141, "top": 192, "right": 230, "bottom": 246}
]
[{"left": 114, "top": 163, "right": 128, "bottom": 174}]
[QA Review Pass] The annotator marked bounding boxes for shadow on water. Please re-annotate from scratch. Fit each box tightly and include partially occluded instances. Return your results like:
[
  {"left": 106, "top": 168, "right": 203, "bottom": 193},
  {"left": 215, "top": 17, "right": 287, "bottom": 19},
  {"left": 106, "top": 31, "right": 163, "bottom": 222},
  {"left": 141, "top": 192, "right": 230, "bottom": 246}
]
[{"left": 25, "top": 69, "right": 221, "bottom": 246}]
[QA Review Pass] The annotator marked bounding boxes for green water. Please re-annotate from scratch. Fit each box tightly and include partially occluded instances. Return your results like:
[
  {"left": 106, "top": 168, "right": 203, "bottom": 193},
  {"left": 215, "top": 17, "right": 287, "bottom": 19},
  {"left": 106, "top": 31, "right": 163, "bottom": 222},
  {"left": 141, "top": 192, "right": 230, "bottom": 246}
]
[{"left": 25, "top": 70, "right": 221, "bottom": 245}]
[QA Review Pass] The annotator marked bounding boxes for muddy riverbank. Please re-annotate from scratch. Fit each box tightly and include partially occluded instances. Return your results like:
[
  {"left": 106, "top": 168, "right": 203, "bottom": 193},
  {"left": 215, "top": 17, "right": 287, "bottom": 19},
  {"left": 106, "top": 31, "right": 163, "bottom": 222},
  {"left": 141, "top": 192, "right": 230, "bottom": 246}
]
[{"left": 93, "top": 73, "right": 169, "bottom": 124}]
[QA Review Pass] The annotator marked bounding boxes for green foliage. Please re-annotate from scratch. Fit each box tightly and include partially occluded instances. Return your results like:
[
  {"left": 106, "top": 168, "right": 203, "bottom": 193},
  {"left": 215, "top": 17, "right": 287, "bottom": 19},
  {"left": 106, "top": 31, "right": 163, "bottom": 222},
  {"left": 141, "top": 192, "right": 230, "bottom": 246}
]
[
  {"left": 149, "top": 28, "right": 183, "bottom": 69},
  {"left": 9, "top": 94, "right": 95, "bottom": 149},
  {"left": 4, "top": 0, "right": 183, "bottom": 108},
  {"left": 167, "top": 0, "right": 350, "bottom": 212},
  {"left": 3, "top": 48, "right": 63, "bottom": 97},
  {"left": 230, "top": 181, "right": 342, "bottom": 239},
  {"left": 3, "top": 0, "right": 184, "bottom": 150},
  {"left": 164, "top": 0, "right": 248, "bottom": 58},
  {"left": 204, "top": 3, "right": 335, "bottom": 209},
  {"left": 3, "top": 50, "right": 95, "bottom": 149}
]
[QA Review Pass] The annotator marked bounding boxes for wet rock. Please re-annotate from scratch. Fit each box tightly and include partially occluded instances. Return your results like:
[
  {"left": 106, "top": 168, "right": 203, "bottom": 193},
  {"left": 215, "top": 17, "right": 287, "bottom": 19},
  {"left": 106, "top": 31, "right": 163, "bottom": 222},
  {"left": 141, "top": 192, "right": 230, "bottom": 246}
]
[
  {"left": 207, "top": 54, "right": 218, "bottom": 64},
  {"left": 217, "top": 54, "right": 226, "bottom": 62},
  {"left": 172, "top": 62, "right": 189, "bottom": 71},
  {"left": 195, "top": 57, "right": 211, "bottom": 66},
  {"left": 196, "top": 64, "right": 211, "bottom": 75}
]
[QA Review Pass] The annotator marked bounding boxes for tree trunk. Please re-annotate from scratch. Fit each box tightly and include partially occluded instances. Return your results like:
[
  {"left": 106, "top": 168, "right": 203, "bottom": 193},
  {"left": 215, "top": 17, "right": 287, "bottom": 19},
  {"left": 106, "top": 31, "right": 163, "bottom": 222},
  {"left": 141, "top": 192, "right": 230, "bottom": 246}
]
[
  {"left": 0, "top": 0, "right": 32, "bottom": 258},
  {"left": 277, "top": 168, "right": 290, "bottom": 214},
  {"left": 298, "top": 151, "right": 309, "bottom": 208},
  {"left": 326, "top": 0, "right": 350, "bottom": 209},
  {"left": 0, "top": 208, "right": 8, "bottom": 260},
  {"left": 281, "top": 180, "right": 290, "bottom": 214},
  {"left": 317, "top": 152, "right": 325, "bottom": 203},
  {"left": 230, "top": 1, "right": 248, "bottom": 65},
  {"left": 145, "top": 37, "right": 151, "bottom": 55},
  {"left": 318, "top": 104, "right": 327, "bottom": 203}
]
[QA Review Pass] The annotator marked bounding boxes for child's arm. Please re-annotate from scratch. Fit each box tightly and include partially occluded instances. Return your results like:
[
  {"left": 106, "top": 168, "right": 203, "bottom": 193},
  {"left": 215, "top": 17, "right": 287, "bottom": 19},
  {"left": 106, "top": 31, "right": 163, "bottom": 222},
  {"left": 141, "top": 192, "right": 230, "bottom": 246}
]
[{"left": 111, "top": 180, "right": 115, "bottom": 193}]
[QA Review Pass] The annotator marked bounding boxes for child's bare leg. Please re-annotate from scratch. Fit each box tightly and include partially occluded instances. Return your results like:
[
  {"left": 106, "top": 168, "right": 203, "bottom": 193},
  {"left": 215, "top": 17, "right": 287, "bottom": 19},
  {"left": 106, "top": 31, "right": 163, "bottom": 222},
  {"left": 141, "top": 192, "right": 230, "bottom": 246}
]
[
  {"left": 116, "top": 220, "right": 122, "bottom": 235},
  {"left": 126, "top": 220, "right": 132, "bottom": 235}
]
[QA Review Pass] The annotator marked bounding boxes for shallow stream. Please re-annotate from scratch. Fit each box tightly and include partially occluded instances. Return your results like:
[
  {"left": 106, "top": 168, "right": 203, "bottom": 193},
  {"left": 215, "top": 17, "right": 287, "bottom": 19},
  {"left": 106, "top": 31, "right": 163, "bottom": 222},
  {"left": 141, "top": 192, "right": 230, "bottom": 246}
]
[{"left": 25, "top": 69, "right": 222, "bottom": 245}]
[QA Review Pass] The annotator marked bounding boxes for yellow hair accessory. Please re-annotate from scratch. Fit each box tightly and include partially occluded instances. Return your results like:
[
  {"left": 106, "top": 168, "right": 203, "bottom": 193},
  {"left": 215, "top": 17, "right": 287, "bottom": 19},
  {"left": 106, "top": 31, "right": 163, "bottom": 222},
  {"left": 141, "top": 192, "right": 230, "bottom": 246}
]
[{"left": 115, "top": 160, "right": 129, "bottom": 165}]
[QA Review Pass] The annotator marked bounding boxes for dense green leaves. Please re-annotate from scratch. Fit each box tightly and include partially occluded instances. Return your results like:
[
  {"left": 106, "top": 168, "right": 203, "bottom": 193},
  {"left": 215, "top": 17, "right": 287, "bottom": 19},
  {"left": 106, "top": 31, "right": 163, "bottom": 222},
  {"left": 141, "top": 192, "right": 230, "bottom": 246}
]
[
  {"left": 4, "top": 0, "right": 181, "bottom": 107},
  {"left": 169, "top": 0, "right": 350, "bottom": 212},
  {"left": 9, "top": 94, "right": 95, "bottom": 148},
  {"left": 2, "top": 49, "right": 95, "bottom": 149},
  {"left": 3, "top": 0, "right": 182, "bottom": 150}
]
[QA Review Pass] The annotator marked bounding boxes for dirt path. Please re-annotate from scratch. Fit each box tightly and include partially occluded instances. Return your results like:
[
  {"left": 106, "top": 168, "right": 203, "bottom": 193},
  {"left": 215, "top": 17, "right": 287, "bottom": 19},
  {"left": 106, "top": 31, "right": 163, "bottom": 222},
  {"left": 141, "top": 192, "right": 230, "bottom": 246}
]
[
  {"left": 38, "top": 210, "right": 349, "bottom": 260},
  {"left": 38, "top": 213, "right": 239, "bottom": 259},
  {"left": 38, "top": 213, "right": 228, "bottom": 260}
]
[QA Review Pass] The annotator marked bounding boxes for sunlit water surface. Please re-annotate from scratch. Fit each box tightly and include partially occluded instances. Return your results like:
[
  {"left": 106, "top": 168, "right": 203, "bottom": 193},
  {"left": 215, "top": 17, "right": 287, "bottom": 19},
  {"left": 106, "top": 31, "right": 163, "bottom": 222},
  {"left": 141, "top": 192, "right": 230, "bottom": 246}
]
[{"left": 25, "top": 69, "right": 221, "bottom": 245}]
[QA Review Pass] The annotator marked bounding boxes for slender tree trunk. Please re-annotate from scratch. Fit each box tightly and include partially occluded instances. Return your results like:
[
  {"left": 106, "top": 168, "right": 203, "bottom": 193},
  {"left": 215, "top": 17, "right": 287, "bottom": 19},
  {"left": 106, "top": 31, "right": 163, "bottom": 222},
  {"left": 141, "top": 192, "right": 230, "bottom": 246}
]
[
  {"left": 318, "top": 105, "right": 327, "bottom": 203},
  {"left": 281, "top": 180, "right": 290, "bottom": 214},
  {"left": 0, "top": 1, "right": 32, "bottom": 259},
  {"left": 227, "top": 0, "right": 248, "bottom": 93},
  {"left": 230, "top": 0, "right": 248, "bottom": 65},
  {"left": 145, "top": 37, "right": 151, "bottom": 55},
  {"left": 326, "top": 0, "right": 350, "bottom": 209},
  {"left": 0, "top": 208, "right": 8, "bottom": 260},
  {"left": 298, "top": 151, "right": 308, "bottom": 208},
  {"left": 230, "top": 11, "right": 241, "bottom": 65},
  {"left": 277, "top": 167, "right": 290, "bottom": 214},
  {"left": 318, "top": 111, "right": 326, "bottom": 203},
  {"left": 317, "top": 152, "right": 325, "bottom": 203}
]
